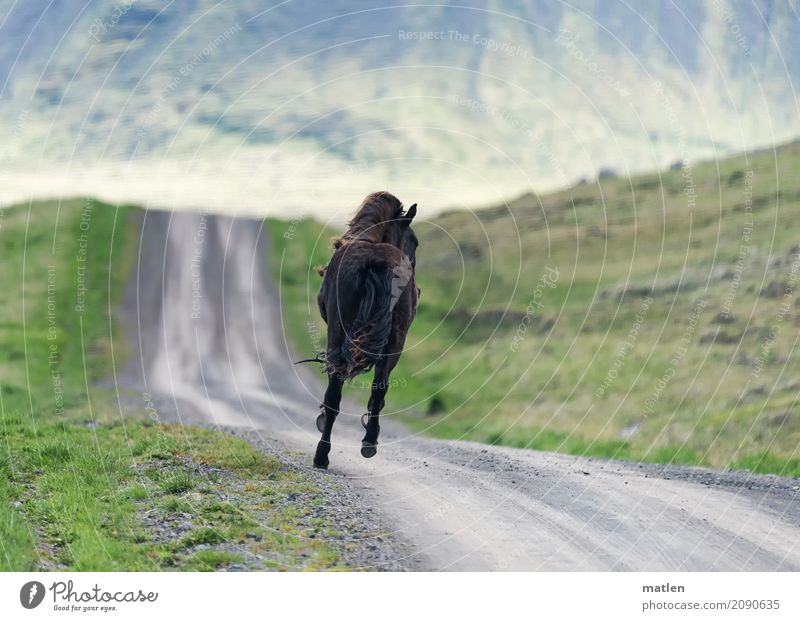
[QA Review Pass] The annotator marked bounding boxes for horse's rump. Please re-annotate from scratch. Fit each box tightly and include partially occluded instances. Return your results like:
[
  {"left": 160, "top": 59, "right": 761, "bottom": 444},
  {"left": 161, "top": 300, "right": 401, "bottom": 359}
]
[{"left": 318, "top": 241, "right": 412, "bottom": 380}]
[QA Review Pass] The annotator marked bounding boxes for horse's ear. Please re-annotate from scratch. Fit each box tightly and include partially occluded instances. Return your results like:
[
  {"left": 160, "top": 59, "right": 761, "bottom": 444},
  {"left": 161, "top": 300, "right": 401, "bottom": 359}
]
[{"left": 403, "top": 203, "right": 417, "bottom": 225}]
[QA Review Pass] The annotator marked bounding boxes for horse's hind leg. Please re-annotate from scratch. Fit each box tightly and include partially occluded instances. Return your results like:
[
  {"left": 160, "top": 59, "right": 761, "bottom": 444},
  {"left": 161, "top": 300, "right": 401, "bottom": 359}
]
[
  {"left": 314, "top": 373, "right": 343, "bottom": 469},
  {"left": 361, "top": 354, "right": 398, "bottom": 458}
]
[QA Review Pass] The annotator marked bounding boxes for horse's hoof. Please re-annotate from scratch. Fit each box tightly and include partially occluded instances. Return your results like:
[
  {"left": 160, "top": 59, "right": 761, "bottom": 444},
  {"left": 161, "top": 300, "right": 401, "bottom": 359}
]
[
  {"left": 361, "top": 413, "right": 369, "bottom": 429},
  {"left": 313, "top": 452, "right": 329, "bottom": 469},
  {"left": 360, "top": 442, "right": 378, "bottom": 459},
  {"left": 316, "top": 413, "right": 326, "bottom": 433},
  {"left": 314, "top": 440, "right": 330, "bottom": 469}
]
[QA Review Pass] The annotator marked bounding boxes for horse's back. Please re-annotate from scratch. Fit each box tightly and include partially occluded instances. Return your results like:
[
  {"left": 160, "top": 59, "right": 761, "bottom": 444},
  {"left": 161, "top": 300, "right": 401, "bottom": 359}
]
[{"left": 319, "top": 241, "right": 406, "bottom": 319}]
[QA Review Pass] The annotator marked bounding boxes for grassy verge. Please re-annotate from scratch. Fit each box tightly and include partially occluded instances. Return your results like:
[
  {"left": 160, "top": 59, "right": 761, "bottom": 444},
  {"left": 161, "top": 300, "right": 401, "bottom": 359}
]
[
  {"left": 269, "top": 141, "right": 800, "bottom": 477},
  {"left": 0, "top": 199, "right": 344, "bottom": 571}
]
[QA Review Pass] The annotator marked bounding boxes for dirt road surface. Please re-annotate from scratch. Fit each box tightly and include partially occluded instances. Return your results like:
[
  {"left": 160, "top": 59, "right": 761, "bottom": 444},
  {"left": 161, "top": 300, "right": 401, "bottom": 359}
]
[{"left": 118, "top": 210, "right": 800, "bottom": 571}]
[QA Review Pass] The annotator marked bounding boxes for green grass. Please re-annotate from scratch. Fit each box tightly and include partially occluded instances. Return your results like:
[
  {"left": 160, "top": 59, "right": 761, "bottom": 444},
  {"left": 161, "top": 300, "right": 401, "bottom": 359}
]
[
  {"left": 0, "top": 199, "right": 346, "bottom": 571},
  {"left": 270, "top": 140, "right": 800, "bottom": 478},
  {"left": 189, "top": 549, "right": 245, "bottom": 571},
  {"left": 160, "top": 473, "right": 195, "bottom": 495}
]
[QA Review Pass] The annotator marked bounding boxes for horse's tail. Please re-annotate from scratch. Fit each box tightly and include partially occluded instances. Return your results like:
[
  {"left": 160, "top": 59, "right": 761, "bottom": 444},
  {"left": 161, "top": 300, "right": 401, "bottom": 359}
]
[
  {"left": 324, "top": 246, "right": 409, "bottom": 381},
  {"left": 341, "top": 262, "right": 394, "bottom": 379}
]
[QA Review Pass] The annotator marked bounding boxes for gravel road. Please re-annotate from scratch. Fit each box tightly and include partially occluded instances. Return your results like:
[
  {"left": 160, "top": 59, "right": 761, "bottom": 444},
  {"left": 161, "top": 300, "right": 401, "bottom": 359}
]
[{"left": 118, "top": 209, "right": 800, "bottom": 571}]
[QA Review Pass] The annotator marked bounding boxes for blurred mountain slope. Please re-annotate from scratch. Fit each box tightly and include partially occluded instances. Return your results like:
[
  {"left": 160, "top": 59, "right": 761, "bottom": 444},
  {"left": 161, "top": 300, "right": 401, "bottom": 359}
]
[{"left": 0, "top": 0, "right": 798, "bottom": 215}]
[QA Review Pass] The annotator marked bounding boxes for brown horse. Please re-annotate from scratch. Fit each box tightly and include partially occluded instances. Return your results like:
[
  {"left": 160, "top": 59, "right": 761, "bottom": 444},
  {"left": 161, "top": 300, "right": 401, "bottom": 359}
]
[{"left": 313, "top": 191, "right": 419, "bottom": 469}]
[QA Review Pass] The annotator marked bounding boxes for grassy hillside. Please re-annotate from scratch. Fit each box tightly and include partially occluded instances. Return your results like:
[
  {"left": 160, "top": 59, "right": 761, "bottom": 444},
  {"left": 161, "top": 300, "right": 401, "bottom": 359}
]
[
  {"left": 270, "top": 140, "right": 800, "bottom": 477},
  {"left": 0, "top": 199, "right": 347, "bottom": 570}
]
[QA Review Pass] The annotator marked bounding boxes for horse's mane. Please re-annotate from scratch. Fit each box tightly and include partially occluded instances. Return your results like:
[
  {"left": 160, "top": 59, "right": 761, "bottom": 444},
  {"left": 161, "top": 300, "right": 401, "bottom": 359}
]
[{"left": 334, "top": 191, "right": 405, "bottom": 248}]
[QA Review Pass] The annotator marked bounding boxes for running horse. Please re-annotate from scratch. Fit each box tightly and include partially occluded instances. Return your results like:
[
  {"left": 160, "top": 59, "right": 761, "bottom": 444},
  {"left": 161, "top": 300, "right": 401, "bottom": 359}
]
[{"left": 312, "top": 191, "right": 419, "bottom": 469}]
